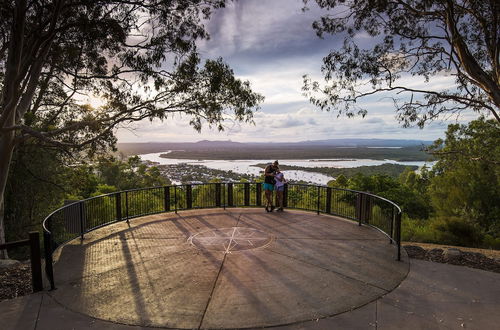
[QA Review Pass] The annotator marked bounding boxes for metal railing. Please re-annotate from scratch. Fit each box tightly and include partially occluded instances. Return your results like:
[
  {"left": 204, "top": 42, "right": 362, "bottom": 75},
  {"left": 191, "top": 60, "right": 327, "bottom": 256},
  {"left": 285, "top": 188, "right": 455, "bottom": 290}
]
[
  {"left": 42, "top": 182, "right": 402, "bottom": 290},
  {"left": 0, "top": 231, "right": 43, "bottom": 292}
]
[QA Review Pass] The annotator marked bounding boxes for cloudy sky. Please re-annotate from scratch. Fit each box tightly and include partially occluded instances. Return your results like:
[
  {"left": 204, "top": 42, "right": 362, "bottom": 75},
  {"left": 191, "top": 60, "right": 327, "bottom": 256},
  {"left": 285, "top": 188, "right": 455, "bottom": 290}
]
[{"left": 116, "top": 0, "right": 474, "bottom": 143}]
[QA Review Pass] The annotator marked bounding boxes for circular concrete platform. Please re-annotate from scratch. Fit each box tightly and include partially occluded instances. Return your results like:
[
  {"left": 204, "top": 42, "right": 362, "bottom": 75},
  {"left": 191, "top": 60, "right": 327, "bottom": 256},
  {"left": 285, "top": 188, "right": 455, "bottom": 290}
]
[{"left": 51, "top": 208, "right": 409, "bottom": 329}]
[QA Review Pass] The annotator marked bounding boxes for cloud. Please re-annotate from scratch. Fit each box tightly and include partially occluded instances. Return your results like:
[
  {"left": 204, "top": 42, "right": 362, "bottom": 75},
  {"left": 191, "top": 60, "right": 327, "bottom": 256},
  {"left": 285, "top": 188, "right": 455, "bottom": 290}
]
[
  {"left": 116, "top": 0, "right": 481, "bottom": 144},
  {"left": 200, "top": 0, "right": 337, "bottom": 59}
]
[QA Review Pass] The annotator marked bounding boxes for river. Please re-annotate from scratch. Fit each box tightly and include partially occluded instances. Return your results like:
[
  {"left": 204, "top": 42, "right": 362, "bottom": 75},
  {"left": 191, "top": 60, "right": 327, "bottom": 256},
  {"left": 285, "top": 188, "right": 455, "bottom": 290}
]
[{"left": 139, "top": 152, "right": 434, "bottom": 185}]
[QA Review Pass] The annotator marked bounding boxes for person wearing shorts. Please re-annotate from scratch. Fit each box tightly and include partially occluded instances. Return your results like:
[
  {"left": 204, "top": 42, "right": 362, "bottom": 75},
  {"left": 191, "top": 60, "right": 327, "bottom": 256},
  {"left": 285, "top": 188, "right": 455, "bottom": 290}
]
[
  {"left": 274, "top": 168, "right": 286, "bottom": 211},
  {"left": 263, "top": 160, "right": 278, "bottom": 212}
]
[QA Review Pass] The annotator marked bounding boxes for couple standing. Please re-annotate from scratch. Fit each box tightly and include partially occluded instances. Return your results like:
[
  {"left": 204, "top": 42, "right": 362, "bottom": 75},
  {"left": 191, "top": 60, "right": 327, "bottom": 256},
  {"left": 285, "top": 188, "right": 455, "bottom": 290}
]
[{"left": 263, "top": 160, "right": 286, "bottom": 212}]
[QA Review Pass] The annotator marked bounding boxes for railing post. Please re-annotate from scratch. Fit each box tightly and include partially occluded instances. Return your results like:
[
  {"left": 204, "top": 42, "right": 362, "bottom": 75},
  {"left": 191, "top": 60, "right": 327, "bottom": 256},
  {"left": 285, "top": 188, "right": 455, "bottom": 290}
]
[
  {"left": 356, "top": 193, "right": 363, "bottom": 226},
  {"left": 79, "top": 201, "right": 85, "bottom": 239},
  {"left": 215, "top": 183, "right": 221, "bottom": 207},
  {"left": 29, "top": 231, "right": 43, "bottom": 292},
  {"left": 256, "top": 183, "right": 262, "bottom": 207},
  {"left": 316, "top": 186, "right": 320, "bottom": 215},
  {"left": 164, "top": 186, "right": 170, "bottom": 212},
  {"left": 125, "top": 191, "right": 130, "bottom": 222},
  {"left": 115, "top": 192, "right": 122, "bottom": 221},
  {"left": 186, "top": 184, "right": 192, "bottom": 209},
  {"left": 174, "top": 186, "right": 178, "bottom": 213},
  {"left": 244, "top": 183, "right": 250, "bottom": 206},
  {"left": 396, "top": 211, "right": 402, "bottom": 261},
  {"left": 364, "top": 195, "right": 371, "bottom": 224},
  {"left": 227, "top": 183, "right": 233, "bottom": 207},
  {"left": 43, "top": 217, "right": 55, "bottom": 290},
  {"left": 325, "top": 187, "right": 332, "bottom": 214},
  {"left": 283, "top": 184, "right": 288, "bottom": 208},
  {"left": 223, "top": 183, "right": 226, "bottom": 210},
  {"left": 389, "top": 206, "right": 395, "bottom": 244}
]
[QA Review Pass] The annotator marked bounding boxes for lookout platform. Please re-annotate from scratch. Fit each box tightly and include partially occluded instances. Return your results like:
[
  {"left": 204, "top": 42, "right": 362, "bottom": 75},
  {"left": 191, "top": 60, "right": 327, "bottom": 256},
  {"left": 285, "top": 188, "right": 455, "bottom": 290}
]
[{"left": 49, "top": 208, "right": 409, "bottom": 329}]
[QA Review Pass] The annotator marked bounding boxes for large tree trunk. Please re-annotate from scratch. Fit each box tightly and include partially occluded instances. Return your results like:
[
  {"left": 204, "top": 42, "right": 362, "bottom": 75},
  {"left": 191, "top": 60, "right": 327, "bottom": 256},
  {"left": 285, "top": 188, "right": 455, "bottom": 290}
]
[
  {"left": 0, "top": 0, "right": 26, "bottom": 259},
  {"left": 0, "top": 133, "right": 15, "bottom": 259}
]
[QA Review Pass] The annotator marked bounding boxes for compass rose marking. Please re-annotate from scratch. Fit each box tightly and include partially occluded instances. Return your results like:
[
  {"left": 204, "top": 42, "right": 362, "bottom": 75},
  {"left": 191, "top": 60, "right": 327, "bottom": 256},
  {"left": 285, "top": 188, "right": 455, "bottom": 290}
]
[{"left": 189, "top": 227, "right": 273, "bottom": 252}]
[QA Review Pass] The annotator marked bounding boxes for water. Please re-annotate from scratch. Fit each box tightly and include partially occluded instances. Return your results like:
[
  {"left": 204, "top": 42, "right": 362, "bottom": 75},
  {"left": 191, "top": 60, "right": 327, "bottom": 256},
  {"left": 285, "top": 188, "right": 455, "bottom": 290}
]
[{"left": 139, "top": 152, "right": 435, "bottom": 185}]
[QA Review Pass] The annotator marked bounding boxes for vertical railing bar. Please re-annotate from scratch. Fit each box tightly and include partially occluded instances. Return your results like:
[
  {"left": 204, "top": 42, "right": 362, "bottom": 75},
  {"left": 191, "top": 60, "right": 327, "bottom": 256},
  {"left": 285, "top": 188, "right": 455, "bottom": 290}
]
[
  {"left": 326, "top": 187, "right": 332, "bottom": 214},
  {"left": 79, "top": 201, "right": 85, "bottom": 240},
  {"left": 174, "top": 186, "right": 178, "bottom": 213},
  {"left": 116, "top": 192, "right": 122, "bottom": 221},
  {"left": 390, "top": 206, "right": 395, "bottom": 244},
  {"left": 316, "top": 186, "right": 320, "bottom": 215},
  {"left": 43, "top": 217, "right": 56, "bottom": 290},
  {"left": 125, "top": 191, "right": 129, "bottom": 222},
  {"left": 396, "top": 211, "right": 402, "bottom": 261}
]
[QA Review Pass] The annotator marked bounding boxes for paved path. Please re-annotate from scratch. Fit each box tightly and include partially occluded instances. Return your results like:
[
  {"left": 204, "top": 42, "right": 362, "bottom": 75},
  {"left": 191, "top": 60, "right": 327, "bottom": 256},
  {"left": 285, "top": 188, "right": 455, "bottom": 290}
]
[{"left": 2, "top": 209, "right": 499, "bottom": 329}]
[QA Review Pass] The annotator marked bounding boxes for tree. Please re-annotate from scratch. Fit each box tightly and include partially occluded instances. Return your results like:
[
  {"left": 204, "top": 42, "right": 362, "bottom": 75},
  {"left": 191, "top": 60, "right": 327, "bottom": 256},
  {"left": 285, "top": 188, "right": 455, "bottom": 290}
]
[
  {"left": 347, "top": 173, "right": 431, "bottom": 219},
  {"left": 327, "top": 173, "right": 348, "bottom": 187},
  {"left": 428, "top": 118, "right": 500, "bottom": 236},
  {"left": 303, "top": 0, "right": 500, "bottom": 126},
  {"left": 4, "top": 144, "right": 69, "bottom": 245},
  {"left": 96, "top": 156, "right": 170, "bottom": 190},
  {"left": 0, "top": 0, "right": 263, "bottom": 256}
]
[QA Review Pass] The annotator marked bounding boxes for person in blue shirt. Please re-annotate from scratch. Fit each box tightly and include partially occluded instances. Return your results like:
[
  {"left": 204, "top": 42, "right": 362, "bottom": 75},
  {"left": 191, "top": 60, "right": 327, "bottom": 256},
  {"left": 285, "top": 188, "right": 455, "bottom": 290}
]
[{"left": 263, "top": 160, "right": 278, "bottom": 212}]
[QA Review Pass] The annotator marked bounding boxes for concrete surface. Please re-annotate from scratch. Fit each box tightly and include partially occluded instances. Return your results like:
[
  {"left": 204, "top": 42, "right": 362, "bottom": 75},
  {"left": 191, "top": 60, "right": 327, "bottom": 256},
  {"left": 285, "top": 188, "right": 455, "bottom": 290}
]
[{"left": 1, "top": 208, "right": 499, "bottom": 329}]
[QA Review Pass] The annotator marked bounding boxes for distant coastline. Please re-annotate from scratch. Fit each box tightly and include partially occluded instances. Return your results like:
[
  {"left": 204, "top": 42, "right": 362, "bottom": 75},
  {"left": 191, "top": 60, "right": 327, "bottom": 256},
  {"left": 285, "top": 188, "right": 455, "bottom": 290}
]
[{"left": 118, "top": 138, "right": 433, "bottom": 161}]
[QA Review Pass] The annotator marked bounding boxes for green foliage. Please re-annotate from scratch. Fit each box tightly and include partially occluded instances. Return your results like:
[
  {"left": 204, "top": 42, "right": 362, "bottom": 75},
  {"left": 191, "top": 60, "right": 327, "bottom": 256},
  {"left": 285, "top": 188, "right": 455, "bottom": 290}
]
[
  {"left": 402, "top": 217, "right": 437, "bottom": 244},
  {"left": 257, "top": 163, "right": 420, "bottom": 179},
  {"left": 1, "top": 1, "right": 263, "bottom": 152},
  {"left": 303, "top": 0, "right": 500, "bottom": 126},
  {"left": 4, "top": 145, "right": 170, "bottom": 243},
  {"left": 347, "top": 173, "right": 431, "bottom": 219},
  {"left": 431, "top": 217, "right": 483, "bottom": 248},
  {"left": 428, "top": 118, "right": 500, "bottom": 237},
  {"left": 402, "top": 216, "right": 483, "bottom": 248},
  {"left": 93, "top": 184, "right": 118, "bottom": 196},
  {"left": 4, "top": 145, "right": 67, "bottom": 242},
  {"left": 401, "top": 118, "right": 500, "bottom": 248},
  {"left": 97, "top": 156, "right": 170, "bottom": 190},
  {"left": 328, "top": 174, "right": 348, "bottom": 188},
  {"left": 482, "top": 235, "right": 500, "bottom": 250}
]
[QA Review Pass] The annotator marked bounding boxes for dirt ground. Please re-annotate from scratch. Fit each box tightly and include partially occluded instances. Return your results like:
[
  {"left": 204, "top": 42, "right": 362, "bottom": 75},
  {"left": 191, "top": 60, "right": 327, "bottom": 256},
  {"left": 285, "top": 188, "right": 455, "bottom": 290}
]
[
  {"left": 0, "top": 262, "right": 32, "bottom": 301},
  {"left": 403, "top": 242, "right": 500, "bottom": 260},
  {"left": 403, "top": 242, "right": 500, "bottom": 273}
]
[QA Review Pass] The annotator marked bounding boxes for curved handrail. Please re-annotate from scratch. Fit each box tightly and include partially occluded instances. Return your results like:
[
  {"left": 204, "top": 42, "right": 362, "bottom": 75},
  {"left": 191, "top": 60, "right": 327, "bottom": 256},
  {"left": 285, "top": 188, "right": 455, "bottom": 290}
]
[{"left": 41, "top": 182, "right": 403, "bottom": 290}]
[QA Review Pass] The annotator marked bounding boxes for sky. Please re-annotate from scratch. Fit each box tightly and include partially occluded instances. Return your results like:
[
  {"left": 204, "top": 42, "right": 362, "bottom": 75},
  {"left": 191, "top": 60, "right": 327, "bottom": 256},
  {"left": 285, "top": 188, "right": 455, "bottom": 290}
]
[{"left": 116, "top": 0, "right": 475, "bottom": 143}]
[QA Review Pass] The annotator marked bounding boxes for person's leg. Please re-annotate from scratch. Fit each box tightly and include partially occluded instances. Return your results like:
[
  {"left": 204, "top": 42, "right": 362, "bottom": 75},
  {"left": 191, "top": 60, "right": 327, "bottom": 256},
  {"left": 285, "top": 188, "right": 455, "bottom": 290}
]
[
  {"left": 265, "top": 188, "right": 272, "bottom": 210},
  {"left": 269, "top": 189, "right": 274, "bottom": 211},
  {"left": 263, "top": 183, "right": 270, "bottom": 210},
  {"left": 277, "top": 190, "right": 283, "bottom": 210},
  {"left": 268, "top": 187, "right": 275, "bottom": 211}
]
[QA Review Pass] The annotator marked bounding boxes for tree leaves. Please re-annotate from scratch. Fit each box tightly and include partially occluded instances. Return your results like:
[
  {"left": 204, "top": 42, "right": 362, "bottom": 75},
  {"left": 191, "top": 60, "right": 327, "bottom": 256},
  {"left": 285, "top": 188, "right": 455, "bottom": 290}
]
[
  {"left": 0, "top": 0, "right": 263, "bottom": 154},
  {"left": 303, "top": 0, "right": 500, "bottom": 125}
]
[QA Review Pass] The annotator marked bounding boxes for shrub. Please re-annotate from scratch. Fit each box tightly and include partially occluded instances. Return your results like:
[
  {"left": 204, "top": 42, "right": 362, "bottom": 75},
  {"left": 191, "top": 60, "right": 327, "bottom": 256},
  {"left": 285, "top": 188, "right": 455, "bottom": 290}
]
[{"left": 431, "top": 216, "right": 483, "bottom": 247}]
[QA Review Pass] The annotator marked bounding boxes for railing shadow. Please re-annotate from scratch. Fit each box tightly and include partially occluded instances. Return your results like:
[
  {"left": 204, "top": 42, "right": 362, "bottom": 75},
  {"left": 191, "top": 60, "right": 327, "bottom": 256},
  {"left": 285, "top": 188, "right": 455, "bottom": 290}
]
[{"left": 42, "top": 182, "right": 402, "bottom": 290}]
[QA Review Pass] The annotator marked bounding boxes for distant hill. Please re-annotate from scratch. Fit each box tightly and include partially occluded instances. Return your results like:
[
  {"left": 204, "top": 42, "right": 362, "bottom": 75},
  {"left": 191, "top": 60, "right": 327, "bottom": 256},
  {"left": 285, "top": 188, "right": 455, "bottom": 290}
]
[
  {"left": 118, "top": 138, "right": 432, "bottom": 156},
  {"left": 294, "top": 138, "right": 432, "bottom": 147},
  {"left": 194, "top": 140, "right": 244, "bottom": 147}
]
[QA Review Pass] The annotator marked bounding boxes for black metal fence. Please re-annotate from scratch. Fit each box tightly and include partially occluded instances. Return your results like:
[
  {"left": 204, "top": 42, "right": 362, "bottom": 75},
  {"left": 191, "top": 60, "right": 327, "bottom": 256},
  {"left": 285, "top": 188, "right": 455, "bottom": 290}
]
[
  {"left": 42, "top": 182, "right": 402, "bottom": 290},
  {"left": 0, "top": 231, "right": 43, "bottom": 292}
]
